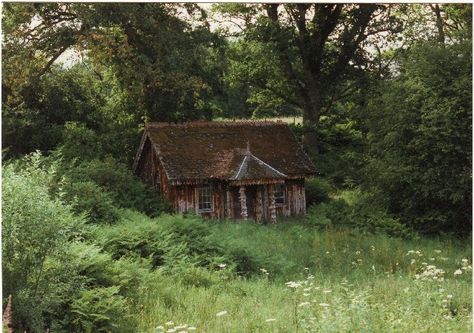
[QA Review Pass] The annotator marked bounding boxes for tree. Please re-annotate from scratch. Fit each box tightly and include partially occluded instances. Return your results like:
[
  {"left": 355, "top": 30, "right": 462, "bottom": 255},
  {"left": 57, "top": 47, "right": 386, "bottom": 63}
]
[
  {"left": 363, "top": 41, "right": 472, "bottom": 234},
  {"left": 215, "top": 4, "right": 401, "bottom": 155},
  {"left": 2, "top": 3, "right": 226, "bottom": 158},
  {"left": 2, "top": 154, "right": 85, "bottom": 332}
]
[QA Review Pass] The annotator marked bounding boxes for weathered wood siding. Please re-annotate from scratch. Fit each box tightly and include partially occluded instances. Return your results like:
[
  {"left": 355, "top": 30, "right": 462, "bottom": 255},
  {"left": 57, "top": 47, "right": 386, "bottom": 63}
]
[
  {"left": 137, "top": 138, "right": 169, "bottom": 197},
  {"left": 137, "top": 141, "right": 307, "bottom": 221},
  {"left": 269, "top": 180, "right": 306, "bottom": 218}
]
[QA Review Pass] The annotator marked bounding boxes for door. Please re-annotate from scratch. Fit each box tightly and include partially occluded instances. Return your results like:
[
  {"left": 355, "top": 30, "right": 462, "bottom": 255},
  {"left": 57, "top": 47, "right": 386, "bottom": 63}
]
[{"left": 231, "top": 186, "right": 257, "bottom": 219}]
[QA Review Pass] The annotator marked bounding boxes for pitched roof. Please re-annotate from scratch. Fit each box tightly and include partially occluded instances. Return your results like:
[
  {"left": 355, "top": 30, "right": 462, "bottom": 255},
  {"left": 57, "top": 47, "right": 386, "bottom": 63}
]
[
  {"left": 134, "top": 121, "right": 316, "bottom": 183},
  {"left": 229, "top": 148, "right": 287, "bottom": 181}
]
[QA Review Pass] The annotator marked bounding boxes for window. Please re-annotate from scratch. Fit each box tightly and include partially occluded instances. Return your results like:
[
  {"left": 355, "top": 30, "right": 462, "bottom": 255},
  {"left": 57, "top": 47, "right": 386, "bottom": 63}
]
[
  {"left": 198, "top": 185, "right": 213, "bottom": 212},
  {"left": 274, "top": 184, "right": 285, "bottom": 205}
]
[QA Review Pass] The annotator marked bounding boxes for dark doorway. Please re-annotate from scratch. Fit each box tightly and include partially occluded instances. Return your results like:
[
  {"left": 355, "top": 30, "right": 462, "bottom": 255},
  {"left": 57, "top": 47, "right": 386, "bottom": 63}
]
[{"left": 232, "top": 186, "right": 257, "bottom": 219}]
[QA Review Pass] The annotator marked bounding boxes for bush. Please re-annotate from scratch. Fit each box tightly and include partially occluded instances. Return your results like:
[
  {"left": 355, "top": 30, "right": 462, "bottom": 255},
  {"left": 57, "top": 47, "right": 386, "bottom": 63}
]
[
  {"left": 306, "top": 199, "right": 350, "bottom": 229},
  {"left": 60, "top": 122, "right": 104, "bottom": 162},
  {"left": 68, "top": 287, "right": 128, "bottom": 333},
  {"left": 347, "top": 192, "right": 417, "bottom": 239},
  {"left": 62, "top": 181, "right": 120, "bottom": 224},
  {"left": 305, "top": 178, "right": 334, "bottom": 206},
  {"left": 307, "top": 190, "right": 416, "bottom": 239},
  {"left": 2, "top": 158, "right": 85, "bottom": 332},
  {"left": 60, "top": 157, "right": 171, "bottom": 217}
]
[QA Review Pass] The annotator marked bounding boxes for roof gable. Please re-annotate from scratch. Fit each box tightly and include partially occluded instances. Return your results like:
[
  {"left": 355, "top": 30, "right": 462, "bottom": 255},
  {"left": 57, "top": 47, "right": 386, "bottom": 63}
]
[
  {"left": 135, "top": 121, "right": 316, "bottom": 182},
  {"left": 230, "top": 149, "right": 287, "bottom": 181}
]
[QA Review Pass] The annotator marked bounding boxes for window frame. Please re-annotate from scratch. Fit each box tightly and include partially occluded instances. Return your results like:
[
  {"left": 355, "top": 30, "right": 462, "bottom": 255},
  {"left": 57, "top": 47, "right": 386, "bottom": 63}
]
[
  {"left": 197, "top": 185, "right": 214, "bottom": 213},
  {"left": 274, "top": 183, "right": 286, "bottom": 206}
]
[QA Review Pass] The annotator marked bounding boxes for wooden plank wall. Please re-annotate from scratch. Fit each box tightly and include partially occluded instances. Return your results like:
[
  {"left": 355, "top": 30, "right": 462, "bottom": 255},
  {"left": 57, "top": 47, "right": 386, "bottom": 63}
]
[
  {"left": 272, "top": 180, "right": 306, "bottom": 217},
  {"left": 138, "top": 142, "right": 307, "bottom": 220}
]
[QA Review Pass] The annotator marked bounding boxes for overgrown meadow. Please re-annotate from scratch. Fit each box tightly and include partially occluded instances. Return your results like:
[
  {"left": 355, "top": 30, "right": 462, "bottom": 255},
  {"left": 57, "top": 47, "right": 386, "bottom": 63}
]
[{"left": 2, "top": 153, "right": 472, "bottom": 333}]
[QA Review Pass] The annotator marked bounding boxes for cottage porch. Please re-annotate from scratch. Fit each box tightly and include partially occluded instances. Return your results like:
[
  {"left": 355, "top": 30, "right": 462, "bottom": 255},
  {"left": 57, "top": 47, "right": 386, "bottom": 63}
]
[{"left": 226, "top": 182, "right": 283, "bottom": 223}]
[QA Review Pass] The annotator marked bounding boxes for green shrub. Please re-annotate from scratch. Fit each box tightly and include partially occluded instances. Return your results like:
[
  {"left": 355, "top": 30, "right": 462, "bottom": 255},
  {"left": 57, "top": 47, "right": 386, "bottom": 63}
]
[
  {"left": 69, "top": 242, "right": 153, "bottom": 300},
  {"left": 62, "top": 181, "right": 120, "bottom": 224},
  {"left": 307, "top": 190, "right": 416, "bottom": 239},
  {"left": 61, "top": 157, "right": 171, "bottom": 217},
  {"left": 2, "top": 158, "right": 85, "bottom": 332},
  {"left": 306, "top": 200, "right": 349, "bottom": 229},
  {"left": 94, "top": 212, "right": 266, "bottom": 276},
  {"left": 305, "top": 178, "right": 334, "bottom": 206},
  {"left": 60, "top": 122, "right": 104, "bottom": 162},
  {"left": 68, "top": 287, "right": 128, "bottom": 333}
]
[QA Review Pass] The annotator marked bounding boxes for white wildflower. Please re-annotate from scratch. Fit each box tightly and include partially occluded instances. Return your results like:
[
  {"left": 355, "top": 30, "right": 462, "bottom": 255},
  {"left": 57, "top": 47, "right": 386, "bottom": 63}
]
[
  {"left": 454, "top": 269, "right": 462, "bottom": 275},
  {"left": 430, "top": 258, "right": 435, "bottom": 261},
  {"left": 260, "top": 268, "right": 268, "bottom": 274},
  {"left": 371, "top": 245, "right": 375, "bottom": 251},
  {"left": 285, "top": 281, "right": 302, "bottom": 289},
  {"left": 355, "top": 251, "right": 361, "bottom": 255},
  {"left": 447, "top": 294, "right": 453, "bottom": 299},
  {"left": 414, "top": 264, "right": 445, "bottom": 281},
  {"left": 216, "top": 311, "right": 228, "bottom": 317},
  {"left": 175, "top": 325, "right": 187, "bottom": 330},
  {"left": 166, "top": 329, "right": 176, "bottom": 333},
  {"left": 411, "top": 259, "right": 416, "bottom": 265},
  {"left": 165, "top": 322, "right": 174, "bottom": 326},
  {"left": 434, "top": 250, "right": 442, "bottom": 254},
  {"left": 303, "top": 293, "right": 310, "bottom": 297},
  {"left": 218, "top": 263, "right": 227, "bottom": 268}
]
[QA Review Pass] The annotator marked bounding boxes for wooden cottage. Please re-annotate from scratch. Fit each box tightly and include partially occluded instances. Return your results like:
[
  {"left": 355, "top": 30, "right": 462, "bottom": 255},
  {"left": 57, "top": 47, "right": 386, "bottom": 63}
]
[{"left": 133, "top": 121, "right": 316, "bottom": 223}]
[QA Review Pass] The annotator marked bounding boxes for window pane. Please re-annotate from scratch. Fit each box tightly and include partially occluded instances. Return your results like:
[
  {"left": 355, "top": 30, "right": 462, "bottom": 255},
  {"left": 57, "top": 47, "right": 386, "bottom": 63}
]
[
  {"left": 275, "top": 184, "right": 285, "bottom": 204},
  {"left": 198, "top": 186, "right": 212, "bottom": 211}
]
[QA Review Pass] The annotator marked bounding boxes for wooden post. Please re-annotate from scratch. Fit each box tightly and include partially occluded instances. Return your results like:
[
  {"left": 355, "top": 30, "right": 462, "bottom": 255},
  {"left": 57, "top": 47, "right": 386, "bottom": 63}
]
[
  {"left": 3, "top": 294, "right": 13, "bottom": 333},
  {"left": 255, "top": 188, "right": 263, "bottom": 224},
  {"left": 239, "top": 186, "right": 248, "bottom": 220},
  {"left": 269, "top": 184, "right": 277, "bottom": 224},
  {"left": 226, "top": 188, "right": 232, "bottom": 219}
]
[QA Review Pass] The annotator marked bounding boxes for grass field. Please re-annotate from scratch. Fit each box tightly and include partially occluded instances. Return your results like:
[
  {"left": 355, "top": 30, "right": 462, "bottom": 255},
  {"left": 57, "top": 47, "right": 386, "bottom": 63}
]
[{"left": 128, "top": 220, "right": 472, "bottom": 333}]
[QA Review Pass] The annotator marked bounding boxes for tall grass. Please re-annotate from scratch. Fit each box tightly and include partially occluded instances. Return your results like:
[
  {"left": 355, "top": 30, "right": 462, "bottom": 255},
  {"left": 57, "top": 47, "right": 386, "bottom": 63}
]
[{"left": 124, "top": 217, "right": 471, "bottom": 333}]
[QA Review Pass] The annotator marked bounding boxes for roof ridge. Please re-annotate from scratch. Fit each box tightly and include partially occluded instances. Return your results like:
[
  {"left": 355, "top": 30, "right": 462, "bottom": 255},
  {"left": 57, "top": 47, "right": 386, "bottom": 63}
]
[
  {"left": 230, "top": 150, "right": 287, "bottom": 181},
  {"left": 145, "top": 120, "right": 287, "bottom": 129}
]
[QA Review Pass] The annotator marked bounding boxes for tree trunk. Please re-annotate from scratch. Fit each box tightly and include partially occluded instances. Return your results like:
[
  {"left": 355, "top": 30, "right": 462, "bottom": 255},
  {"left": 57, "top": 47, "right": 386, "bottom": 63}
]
[
  {"left": 302, "top": 88, "right": 322, "bottom": 157},
  {"left": 430, "top": 4, "right": 445, "bottom": 44}
]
